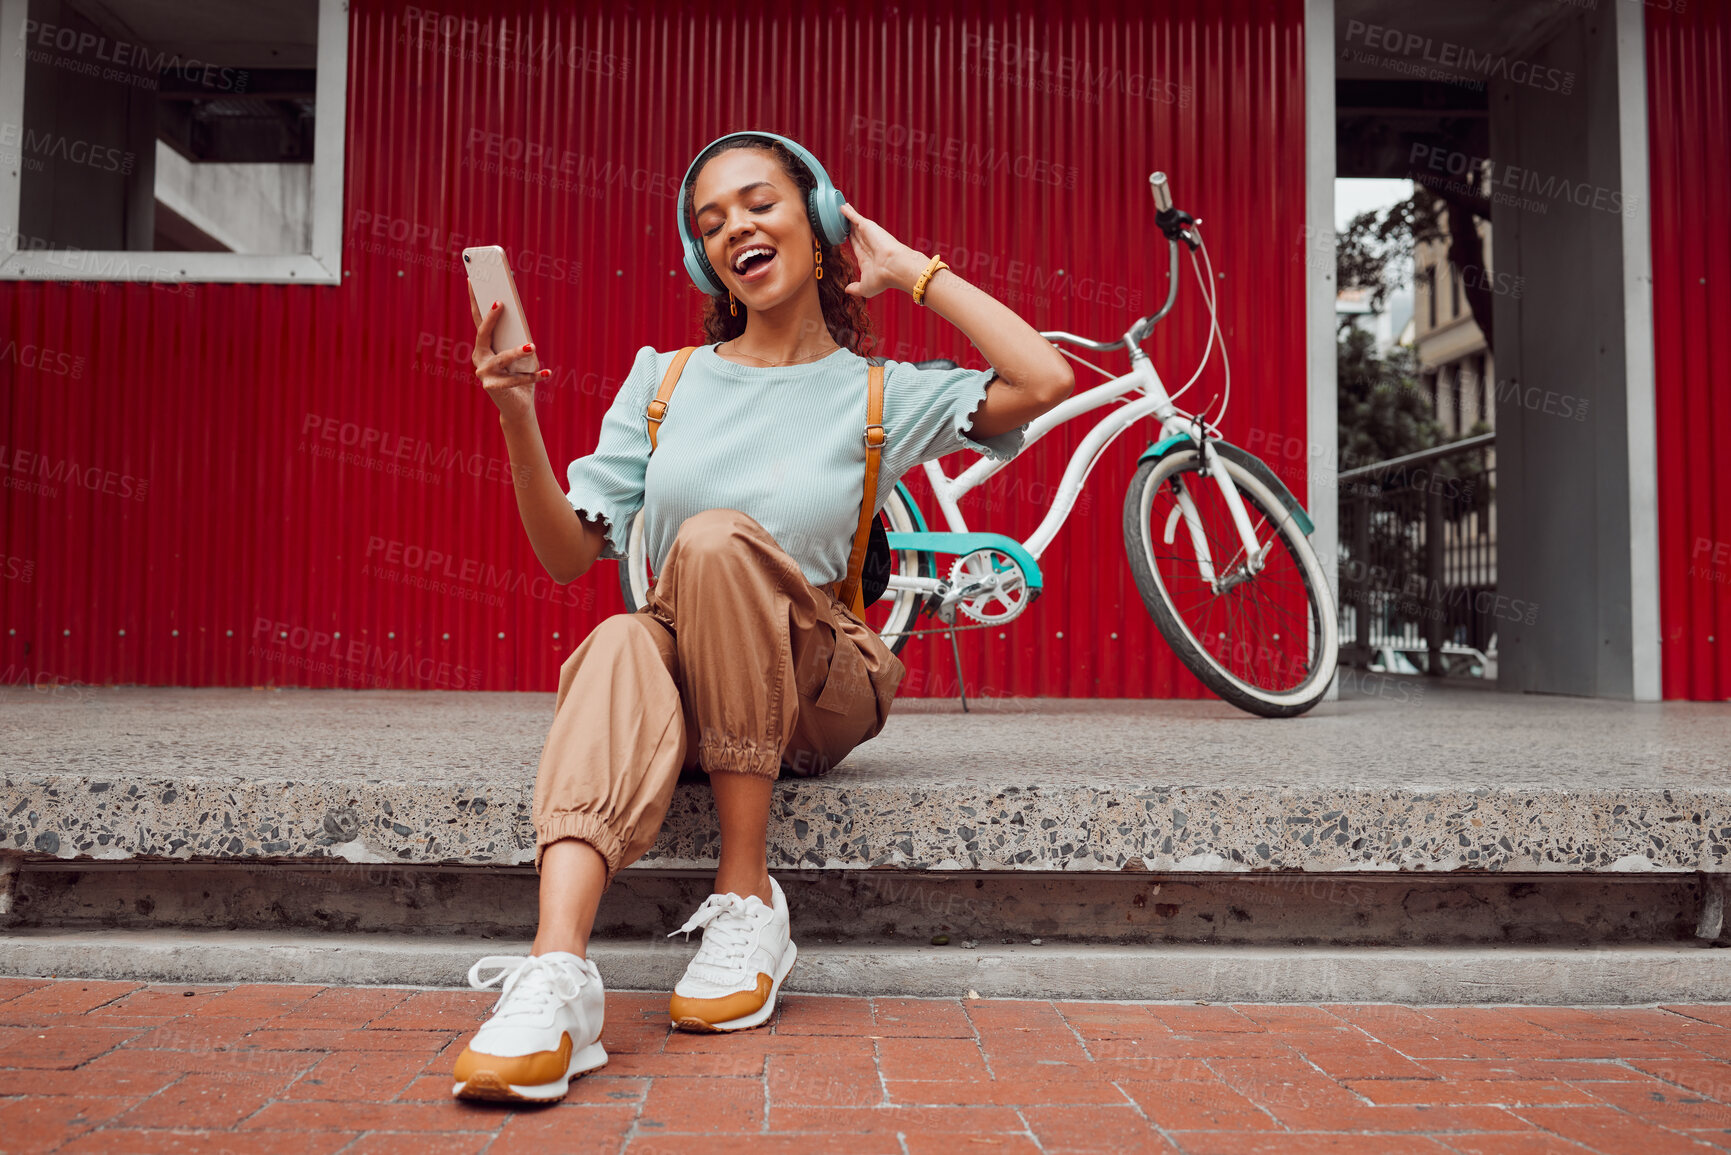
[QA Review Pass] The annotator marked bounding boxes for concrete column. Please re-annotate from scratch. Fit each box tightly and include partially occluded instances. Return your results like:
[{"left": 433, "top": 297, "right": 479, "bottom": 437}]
[
  {"left": 1305, "top": 0, "right": 1339, "bottom": 699},
  {"left": 1489, "top": 4, "right": 1656, "bottom": 699}
]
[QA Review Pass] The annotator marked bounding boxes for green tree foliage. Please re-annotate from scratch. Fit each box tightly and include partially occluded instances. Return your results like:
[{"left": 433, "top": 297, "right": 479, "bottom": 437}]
[
  {"left": 1335, "top": 193, "right": 1443, "bottom": 315},
  {"left": 1336, "top": 197, "right": 1493, "bottom": 652},
  {"left": 1337, "top": 326, "right": 1440, "bottom": 474}
]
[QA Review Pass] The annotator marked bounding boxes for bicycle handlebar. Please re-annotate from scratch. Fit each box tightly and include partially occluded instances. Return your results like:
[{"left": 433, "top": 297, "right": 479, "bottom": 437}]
[
  {"left": 1036, "top": 169, "right": 1194, "bottom": 353},
  {"left": 1151, "top": 171, "right": 1199, "bottom": 252},
  {"left": 1042, "top": 238, "right": 1180, "bottom": 353},
  {"left": 1150, "top": 171, "right": 1174, "bottom": 214}
]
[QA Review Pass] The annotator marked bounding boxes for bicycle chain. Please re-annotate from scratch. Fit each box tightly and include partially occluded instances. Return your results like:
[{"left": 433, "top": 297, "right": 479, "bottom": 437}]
[{"left": 876, "top": 618, "right": 1007, "bottom": 642}]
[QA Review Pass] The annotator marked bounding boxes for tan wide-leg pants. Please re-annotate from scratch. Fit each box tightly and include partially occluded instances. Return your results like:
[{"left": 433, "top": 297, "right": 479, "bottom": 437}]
[{"left": 532, "top": 507, "right": 907, "bottom": 884}]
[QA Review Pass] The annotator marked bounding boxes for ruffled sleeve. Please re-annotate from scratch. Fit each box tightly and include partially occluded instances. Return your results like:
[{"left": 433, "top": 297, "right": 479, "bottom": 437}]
[
  {"left": 564, "top": 345, "right": 660, "bottom": 561},
  {"left": 879, "top": 359, "right": 1029, "bottom": 479}
]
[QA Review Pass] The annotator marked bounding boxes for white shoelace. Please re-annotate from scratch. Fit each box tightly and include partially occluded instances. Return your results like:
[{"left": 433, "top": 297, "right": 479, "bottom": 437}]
[
  {"left": 667, "top": 893, "right": 759, "bottom": 970},
  {"left": 468, "top": 954, "right": 587, "bottom": 1018}
]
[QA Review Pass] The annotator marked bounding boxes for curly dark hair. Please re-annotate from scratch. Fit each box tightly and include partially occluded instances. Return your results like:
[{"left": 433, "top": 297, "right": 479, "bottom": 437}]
[{"left": 683, "top": 135, "right": 876, "bottom": 358}]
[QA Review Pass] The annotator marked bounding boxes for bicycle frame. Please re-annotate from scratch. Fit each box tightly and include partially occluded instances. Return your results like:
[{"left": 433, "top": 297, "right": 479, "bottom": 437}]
[{"left": 886, "top": 238, "right": 1269, "bottom": 602}]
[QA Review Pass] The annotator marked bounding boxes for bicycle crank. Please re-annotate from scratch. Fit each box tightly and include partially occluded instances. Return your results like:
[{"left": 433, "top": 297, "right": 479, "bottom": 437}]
[{"left": 937, "top": 548, "right": 1035, "bottom": 625}]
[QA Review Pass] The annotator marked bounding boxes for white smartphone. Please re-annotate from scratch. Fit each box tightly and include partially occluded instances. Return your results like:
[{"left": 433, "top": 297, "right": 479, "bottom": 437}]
[{"left": 461, "top": 245, "right": 540, "bottom": 374}]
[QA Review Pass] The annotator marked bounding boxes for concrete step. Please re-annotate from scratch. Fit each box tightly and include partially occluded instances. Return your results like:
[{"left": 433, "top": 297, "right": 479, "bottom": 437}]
[
  {"left": 4, "top": 684, "right": 1729, "bottom": 876},
  {"left": 7, "top": 683, "right": 1730, "bottom": 996},
  {"left": 4, "top": 927, "right": 1730, "bottom": 1004},
  {"left": 4, "top": 861, "right": 1721, "bottom": 948}
]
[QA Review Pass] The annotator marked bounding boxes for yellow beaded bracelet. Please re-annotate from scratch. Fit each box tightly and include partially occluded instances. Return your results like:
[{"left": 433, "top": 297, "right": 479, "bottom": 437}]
[{"left": 911, "top": 254, "right": 949, "bottom": 306}]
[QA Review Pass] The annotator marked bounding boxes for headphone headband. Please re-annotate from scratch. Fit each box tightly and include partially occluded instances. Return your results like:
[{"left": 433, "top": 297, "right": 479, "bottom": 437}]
[{"left": 676, "top": 130, "right": 850, "bottom": 296}]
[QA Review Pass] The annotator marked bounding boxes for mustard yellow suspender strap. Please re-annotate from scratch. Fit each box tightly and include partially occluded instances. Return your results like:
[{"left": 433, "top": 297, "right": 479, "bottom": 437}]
[
  {"left": 835, "top": 364, "right": 885, "bottom": 619},
  {"left": 644, "top": 349, "right": 884, "bottom": 621},
  {"left": 646, "top": 346, "right": 697, "bottom": 452}
]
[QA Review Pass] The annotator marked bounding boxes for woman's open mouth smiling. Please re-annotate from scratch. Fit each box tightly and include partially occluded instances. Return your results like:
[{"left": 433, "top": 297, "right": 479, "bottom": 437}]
[{"left": 731, "top": 244, "right": 778, "bottom": 285}]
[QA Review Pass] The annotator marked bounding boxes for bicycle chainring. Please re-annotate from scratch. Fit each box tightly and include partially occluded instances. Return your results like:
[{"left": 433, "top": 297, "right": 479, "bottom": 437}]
[{"left": 946, "top": 549, "right": 1030, "bottom": 625}]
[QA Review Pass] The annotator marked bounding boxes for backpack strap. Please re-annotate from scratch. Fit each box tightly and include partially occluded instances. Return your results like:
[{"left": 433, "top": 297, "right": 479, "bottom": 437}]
[
  {"left": 835, "top": 363, "right": 886, "bottom": 619},
  {"left": 646, "top": 346, "right": 698, "bottom": 452}
]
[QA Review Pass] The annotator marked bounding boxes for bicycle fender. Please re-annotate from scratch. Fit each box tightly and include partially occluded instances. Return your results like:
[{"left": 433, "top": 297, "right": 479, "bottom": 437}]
[
  {"left": 891, "top": 480, "right": 929, "bottom": 532},
  {"left": 888, "top": 479, "right": 940, "bottom": 588},
  {"left": 881, "top": 531, "right": 1045, "bottom": 592},
  {"left": 1136, "top": 436, "right": 1316, "bottom": 537}
]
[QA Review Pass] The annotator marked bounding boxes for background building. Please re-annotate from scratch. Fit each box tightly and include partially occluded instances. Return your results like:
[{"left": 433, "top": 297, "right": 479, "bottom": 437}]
[
  {"left": 1413, "top": 220, "right": 1495, "bottom": 442},
  {"left": 1, "top": 0, "right": 1725, "bottom": 701}
]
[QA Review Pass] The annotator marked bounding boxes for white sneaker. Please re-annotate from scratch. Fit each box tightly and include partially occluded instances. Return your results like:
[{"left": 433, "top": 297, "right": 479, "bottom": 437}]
[
  {"left": 451, "top": 952, "right": 607, "bottom": 1103},
  {"left": 667, "top": 874, "right": 797, "bottom": 1032}
]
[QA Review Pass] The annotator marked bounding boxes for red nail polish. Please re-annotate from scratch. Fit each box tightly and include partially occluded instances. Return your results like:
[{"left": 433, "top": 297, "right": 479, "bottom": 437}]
[
  {"left": 522, "top": 344, "right": 533, "bottom": 352},
  {"left": 538, "top": 369, "right": 551, "bottom": 378},
  {"left": 491, "top": 301, "right": 500, "bottom": 309}
]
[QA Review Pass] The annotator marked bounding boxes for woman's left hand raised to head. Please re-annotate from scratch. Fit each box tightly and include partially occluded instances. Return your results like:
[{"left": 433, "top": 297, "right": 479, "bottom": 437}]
[
  {"left": 837, "top": 204, "right": 1075, "bottom": 440},
  {"left": 840, "top": 203, "right": 931, "bottom": 300}
]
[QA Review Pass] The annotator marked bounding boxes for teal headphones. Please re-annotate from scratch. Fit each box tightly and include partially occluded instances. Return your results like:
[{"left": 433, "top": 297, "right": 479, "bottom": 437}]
[{"left": 677, "top": 131, "right": 850, "bottom": 296}]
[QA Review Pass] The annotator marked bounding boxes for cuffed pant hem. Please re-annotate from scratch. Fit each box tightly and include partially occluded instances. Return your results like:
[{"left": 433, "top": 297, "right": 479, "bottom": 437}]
[
  {"left": 698, "top": 734, "right": 782, "bottom": 780},
  {"left": 535, "top": 811, "right": 626, "bottom": 885}
]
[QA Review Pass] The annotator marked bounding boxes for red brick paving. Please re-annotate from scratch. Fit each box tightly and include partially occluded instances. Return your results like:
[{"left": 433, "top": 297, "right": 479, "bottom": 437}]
[{"left": 0, "top": 980, "right": 1727, "bottom": 1152}]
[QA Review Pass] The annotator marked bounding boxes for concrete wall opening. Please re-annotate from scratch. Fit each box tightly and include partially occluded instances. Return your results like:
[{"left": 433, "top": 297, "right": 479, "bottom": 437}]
[{"left": 1330, "top": 0, "right": 1659, "bottom": 699}]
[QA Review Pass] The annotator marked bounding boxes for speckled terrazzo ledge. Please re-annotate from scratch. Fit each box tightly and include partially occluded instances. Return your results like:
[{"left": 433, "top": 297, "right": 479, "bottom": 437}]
[{"left": 3, "top": 685, "right": 1728, "bottom": 873}]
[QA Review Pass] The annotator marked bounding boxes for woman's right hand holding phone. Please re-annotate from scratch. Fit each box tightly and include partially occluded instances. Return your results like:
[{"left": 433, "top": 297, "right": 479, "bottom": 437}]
[{"left": 469, "top": 282, "right": 549, "bottom": 421}]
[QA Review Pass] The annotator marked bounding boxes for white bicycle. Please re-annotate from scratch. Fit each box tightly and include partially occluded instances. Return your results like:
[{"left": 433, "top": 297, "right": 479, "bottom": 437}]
[{"left": 623, "top": 171, "right": 1339, "bottom": 718}]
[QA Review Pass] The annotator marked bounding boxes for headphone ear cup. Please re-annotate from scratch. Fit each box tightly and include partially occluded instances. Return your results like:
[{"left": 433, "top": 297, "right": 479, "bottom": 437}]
[
  {"left": 683, "top": 243, "right": 723, "bottom": 296},
  {"left": 810, "top": 186, "right": 850, "bottom": 246}
]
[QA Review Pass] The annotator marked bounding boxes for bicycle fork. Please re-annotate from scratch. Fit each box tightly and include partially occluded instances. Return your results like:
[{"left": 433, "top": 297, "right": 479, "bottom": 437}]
[{"left": 1134, "top": 348, "right": 1268, "bottom": 594}]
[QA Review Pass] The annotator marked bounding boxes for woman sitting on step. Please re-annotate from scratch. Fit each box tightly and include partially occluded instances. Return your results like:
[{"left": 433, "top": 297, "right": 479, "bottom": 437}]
[{"left": 450, "top": 130, "right": 1073, "bottom": 1104}]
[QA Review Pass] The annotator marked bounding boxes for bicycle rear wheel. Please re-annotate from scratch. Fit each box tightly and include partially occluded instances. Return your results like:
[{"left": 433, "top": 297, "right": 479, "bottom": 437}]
[{"left": 1122, "top": 448, "right": 1337, "bottom": 717}]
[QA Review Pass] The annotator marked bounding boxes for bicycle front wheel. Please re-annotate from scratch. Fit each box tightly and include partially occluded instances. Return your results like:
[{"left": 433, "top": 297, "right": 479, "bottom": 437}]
[{"left": 1123, "top": 448, "right": 1338, "bottom": 717}]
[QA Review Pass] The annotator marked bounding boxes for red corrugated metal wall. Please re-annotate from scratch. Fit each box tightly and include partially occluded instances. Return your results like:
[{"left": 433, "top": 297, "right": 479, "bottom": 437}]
[
  {"left": 1647, "top": 2, "right": 1730, "bottom": 701},
  {"left": 0, "top": 0, "right": 1307, "bottom": 696}
]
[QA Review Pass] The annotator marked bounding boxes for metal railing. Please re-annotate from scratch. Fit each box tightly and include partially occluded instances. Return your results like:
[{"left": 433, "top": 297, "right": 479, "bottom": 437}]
[{"left": 1337, "top": 434, "right": 1498, "bottom": 677}]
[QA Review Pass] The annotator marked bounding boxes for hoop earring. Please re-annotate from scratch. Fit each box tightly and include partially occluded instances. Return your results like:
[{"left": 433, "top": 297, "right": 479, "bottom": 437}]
[
  {"left": 813, "top": 238, "right": 824, "bottom": 281},
  {"left": 728, "top": 290, "right": 737, "bottom": 317}
]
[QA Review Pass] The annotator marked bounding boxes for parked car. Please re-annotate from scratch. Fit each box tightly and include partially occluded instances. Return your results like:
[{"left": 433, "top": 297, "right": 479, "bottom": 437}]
[{"left": 1367, "top": 644, "right": 1491, "bottom": 678}]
